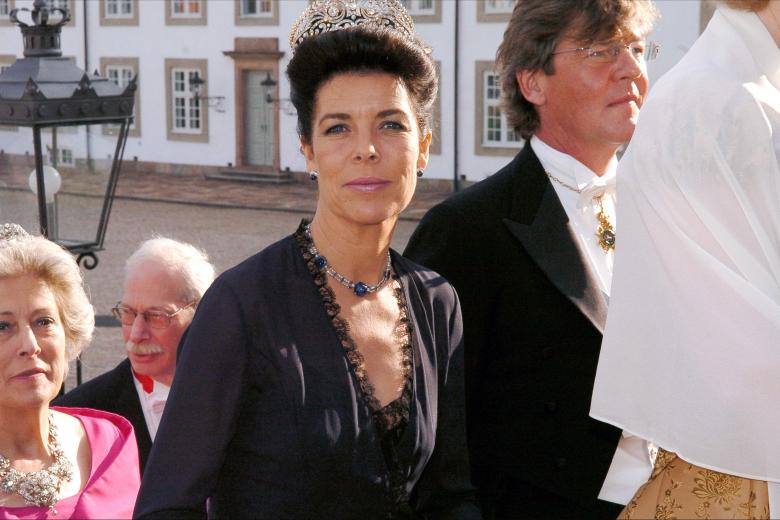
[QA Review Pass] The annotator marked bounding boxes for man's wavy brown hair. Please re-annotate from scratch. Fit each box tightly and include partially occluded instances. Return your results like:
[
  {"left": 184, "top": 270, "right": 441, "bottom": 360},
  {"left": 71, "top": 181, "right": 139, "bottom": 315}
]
[{"left": 496, "top": 0, "right": 658, "bottom": 139}]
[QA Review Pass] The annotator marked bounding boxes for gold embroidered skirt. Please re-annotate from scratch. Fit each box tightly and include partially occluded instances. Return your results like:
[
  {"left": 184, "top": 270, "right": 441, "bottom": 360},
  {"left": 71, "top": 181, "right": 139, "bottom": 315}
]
[{"left": 620, "top": 448, "right": 769, "bottom": 519}]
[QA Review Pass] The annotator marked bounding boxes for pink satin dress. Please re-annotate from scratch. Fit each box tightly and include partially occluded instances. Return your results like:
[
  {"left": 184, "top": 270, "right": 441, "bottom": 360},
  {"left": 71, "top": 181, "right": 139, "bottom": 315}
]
[{"left": 0, "top": 407, "right": 140, "bottom": 519}]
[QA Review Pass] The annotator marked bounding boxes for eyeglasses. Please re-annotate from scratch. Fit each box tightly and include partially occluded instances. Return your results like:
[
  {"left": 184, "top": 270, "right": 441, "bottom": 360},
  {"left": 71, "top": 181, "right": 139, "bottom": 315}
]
[
  {"left": 111, "top": 301, "right": 197, "bottom": 329},
  {"left": 553, "top": 40, "right": 660, "bottom": 64}
]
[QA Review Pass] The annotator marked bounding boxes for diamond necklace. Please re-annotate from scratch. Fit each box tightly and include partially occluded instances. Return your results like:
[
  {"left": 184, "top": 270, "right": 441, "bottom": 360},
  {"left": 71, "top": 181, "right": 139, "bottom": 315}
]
[
  {"left": 0, "top": 412, "right": 73, "bottom": 513},
  {"left": 304, "top": 224, "right": 392, "bottom": 297},
  {"left": 545, "top": 171, "right": 616, "bottom": 253}
]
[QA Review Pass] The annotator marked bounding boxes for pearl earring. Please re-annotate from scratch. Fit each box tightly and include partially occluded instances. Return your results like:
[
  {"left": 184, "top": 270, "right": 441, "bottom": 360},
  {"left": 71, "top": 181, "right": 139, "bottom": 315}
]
[{"left": 416, "top": 169, "right": 424, "bottom": 177}]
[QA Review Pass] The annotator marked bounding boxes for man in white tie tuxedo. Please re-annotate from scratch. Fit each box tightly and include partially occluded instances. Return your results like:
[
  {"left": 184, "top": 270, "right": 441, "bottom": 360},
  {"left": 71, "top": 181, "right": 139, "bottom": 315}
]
[
  {"left": 56, "top": 237, "right": 215, "bottom": 474},
  {"left": 404, "top": 0, "right": 658, "bottom": 517}
]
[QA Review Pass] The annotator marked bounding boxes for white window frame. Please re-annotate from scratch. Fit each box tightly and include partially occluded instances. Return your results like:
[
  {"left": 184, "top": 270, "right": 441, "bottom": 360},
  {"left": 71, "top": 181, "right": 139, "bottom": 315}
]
[
  {"left": 105, "top": 0, "right": 134, "bottom": 19},
  {"left": 0, "top": 0, "right": 10, "bottom": 17},
  {"left": 482, "top": 70, "right": 520, "bottom": 147},
  {"left": 240, "top": 0, "right": 273, "bottom": 18},
  {"left": 59, "top": 148, "right": 74, "bottom": 166},
  {"left": 107, "top": 65, "right": 135, "bottom": 87},
  {"left": 0, "top": 62, "right": 16, "bottom": 131},
  {"left": 400, "top": 0, "right": 434, "bottom": 16},
  {"left": 171, "top": 68, "right": 202, "bottom": 135},
  {"left": 171, "top": 0, "right": 202, "bottom": 19},
  {"left": 484, "top": 0, "right": 514, "bottom": 14},
  {"left": 106, "top": 64, "right": 136, "bottom": 131}
]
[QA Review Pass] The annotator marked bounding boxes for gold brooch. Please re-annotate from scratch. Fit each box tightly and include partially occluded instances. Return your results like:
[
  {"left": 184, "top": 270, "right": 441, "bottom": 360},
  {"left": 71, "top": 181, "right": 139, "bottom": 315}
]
[
  {"left": 595, "top": 199, "right": 615, "bottom": 253},
  {"left": 544, "top": 171, "right": 616, "bottom": 253}
]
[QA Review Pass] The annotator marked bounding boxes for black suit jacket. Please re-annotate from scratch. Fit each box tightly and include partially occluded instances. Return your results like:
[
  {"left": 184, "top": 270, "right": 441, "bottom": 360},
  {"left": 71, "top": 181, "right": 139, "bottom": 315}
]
[
  {"left": 54, "top": 358, "right": 153, "bottom": 475},
  {"left": 404, "top": 142, "right": 622, "bottom": 519}
]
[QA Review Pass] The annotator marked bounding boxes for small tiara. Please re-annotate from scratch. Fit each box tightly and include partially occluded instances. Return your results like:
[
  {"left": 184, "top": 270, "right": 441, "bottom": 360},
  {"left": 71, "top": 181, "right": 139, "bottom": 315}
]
[
  {"left": 289, "top": 0, "right": 416, "bottom": 51},
  {"left": 0, "top": 223, "right": 30, "bottom": 244}
]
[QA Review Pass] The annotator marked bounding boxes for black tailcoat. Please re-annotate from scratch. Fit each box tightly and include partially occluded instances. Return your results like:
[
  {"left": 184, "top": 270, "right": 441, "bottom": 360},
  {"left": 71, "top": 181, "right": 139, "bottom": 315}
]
[{"left": 404, "top": 142, "right": 622, "bottom": 519}]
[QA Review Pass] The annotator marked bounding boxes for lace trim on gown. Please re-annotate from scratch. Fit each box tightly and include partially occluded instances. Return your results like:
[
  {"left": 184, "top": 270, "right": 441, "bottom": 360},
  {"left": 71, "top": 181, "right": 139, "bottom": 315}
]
[{"left": 295, "top": 220, "right": 414, "bottom": 508}]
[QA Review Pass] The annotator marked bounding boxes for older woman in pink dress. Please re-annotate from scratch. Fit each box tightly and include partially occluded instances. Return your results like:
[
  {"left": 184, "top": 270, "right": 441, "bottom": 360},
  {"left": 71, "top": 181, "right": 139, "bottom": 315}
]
[{"left": 0, "top": 224, "right": 139, "bottom": 519}]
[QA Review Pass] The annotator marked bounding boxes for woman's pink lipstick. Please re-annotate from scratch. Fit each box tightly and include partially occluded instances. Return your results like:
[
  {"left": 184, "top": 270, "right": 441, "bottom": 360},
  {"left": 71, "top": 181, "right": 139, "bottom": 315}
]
[
  {"left": 13, "top": 368, "right": 45, "bottom": 380},
  {"left": 345, "top": 177, "right": 390, "bottom": 193}
]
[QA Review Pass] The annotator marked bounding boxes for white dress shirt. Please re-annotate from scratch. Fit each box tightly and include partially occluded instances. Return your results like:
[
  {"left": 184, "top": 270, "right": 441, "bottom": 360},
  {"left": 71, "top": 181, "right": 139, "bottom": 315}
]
[
  {"left": 530, "top": 136, "right": 653, "bottom": 505},
  {"left": 132, "top": 375, "right": 170, "bottom": 442}
]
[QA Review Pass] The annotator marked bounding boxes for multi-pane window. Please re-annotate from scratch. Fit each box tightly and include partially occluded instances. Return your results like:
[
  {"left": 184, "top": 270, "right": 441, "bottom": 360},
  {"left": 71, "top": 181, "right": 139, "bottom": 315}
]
[
  {"left": 483, "top": 71, "right": 520, "bottom": 146},
  {"left": 172, "top": 68, "right": 201, "bottom": 134},
  {"left": 48, "top": 0, "right": 69, "bottom": 10},
  {"left": 399, "top": 0, "right": 434, "bottom": 15},
  {"left": 240, "top": 0, "right": 272, "bottom": 17},
  {"left": 172, "top": 0, "right": 201, "bottom": 18},
  {"left": 0, "top": 0, "right": 10, "bottom": 17},
  {"left": 59, "top": 148, "right": 74, "bottom": 166},
  {"left": 485, "top": 0, "right": 514, "bottom": 13},
  {"left": 106, "top": 0, "right": 133, "bottom": 18},
  {"left": 0, "top": 63, "right": 14, "bottom": 131},
  {"left": 107, "top": 65, "right": 134, "bottom": 89},
  {"left": 106, "top": 65, "right": 135, "bottom": 130}
]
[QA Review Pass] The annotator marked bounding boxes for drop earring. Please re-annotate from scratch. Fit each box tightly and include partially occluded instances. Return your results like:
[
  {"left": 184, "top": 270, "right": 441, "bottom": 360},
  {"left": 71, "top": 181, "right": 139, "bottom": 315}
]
[
  {"left": 416, "top": 169, "right": 424, "bottom": 177},
  {"left": 309, "top": 170, "right": 319, "bottom": 181}
]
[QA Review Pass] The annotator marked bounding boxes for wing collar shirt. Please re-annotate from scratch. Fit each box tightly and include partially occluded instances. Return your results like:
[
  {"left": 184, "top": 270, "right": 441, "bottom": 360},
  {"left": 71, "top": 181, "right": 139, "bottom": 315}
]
[
  {"left": 132, "top": 371, "right": 170, "bottom": 441},
  {"left": 530, "top": 135, "right": 653, "bottom": 505},
  {"left": 530, "top": 136, "right": 616, "bottom": 297}
]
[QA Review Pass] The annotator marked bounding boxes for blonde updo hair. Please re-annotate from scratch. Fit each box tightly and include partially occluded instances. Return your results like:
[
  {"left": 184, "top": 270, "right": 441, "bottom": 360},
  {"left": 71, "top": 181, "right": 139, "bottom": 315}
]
[{"left": 0, "top": 233, "right": 94, "bottom": 361}]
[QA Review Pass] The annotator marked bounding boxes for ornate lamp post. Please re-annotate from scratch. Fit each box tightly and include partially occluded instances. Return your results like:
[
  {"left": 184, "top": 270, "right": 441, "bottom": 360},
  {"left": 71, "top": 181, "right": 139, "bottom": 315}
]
[
  {"left": 260, "top": 72, "right": 295, "bottom": 115},
  {"left": 0, "top": 0, "right": 135, "bottom": 268},
  {"left": 0, "top": 0, "right": 136, "bottom": 386}
]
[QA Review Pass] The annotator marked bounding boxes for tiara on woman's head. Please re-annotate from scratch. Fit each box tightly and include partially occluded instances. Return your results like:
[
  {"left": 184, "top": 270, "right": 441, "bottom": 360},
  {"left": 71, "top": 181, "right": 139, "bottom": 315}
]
[
  {"left": 0, "top": 223, "right": 29, "bottom": 243},
  {"left": 289, "top": 0, "right": 416, "bottom": 51}
]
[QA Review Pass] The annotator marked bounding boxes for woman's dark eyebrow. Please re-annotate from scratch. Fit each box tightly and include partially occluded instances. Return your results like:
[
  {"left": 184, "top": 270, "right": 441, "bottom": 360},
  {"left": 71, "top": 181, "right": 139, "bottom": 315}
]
[
  {"left": 318, "top": 113, "right": 350, "bottom": 125},
  {"left": 377, "top": 109, "right": 407, "bottom": 119}
]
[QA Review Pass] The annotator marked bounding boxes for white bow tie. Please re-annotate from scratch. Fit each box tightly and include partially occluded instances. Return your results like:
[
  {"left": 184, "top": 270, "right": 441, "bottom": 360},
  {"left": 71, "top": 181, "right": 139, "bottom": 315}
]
[{"left": 578, "top": 171, "right": 617, "bottom": 209}]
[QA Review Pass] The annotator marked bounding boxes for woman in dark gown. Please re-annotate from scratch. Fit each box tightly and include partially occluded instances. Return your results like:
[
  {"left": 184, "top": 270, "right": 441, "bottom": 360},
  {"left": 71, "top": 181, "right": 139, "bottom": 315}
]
[{"left": 133, "top": 1, "right": 479, "bottom": 518}]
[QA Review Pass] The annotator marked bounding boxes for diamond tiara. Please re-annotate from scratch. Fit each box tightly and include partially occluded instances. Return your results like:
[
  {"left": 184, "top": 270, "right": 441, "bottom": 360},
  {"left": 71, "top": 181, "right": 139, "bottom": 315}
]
[
  {"left": 0, "top": 223, "right": 30, "bottom": 244},
  {"left": 289, "top": 0, "right": 416, "bottom": 51}
]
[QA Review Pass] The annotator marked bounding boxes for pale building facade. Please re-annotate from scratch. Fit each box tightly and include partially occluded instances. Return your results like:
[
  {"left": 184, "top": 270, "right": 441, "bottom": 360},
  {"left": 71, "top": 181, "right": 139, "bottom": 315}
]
[{"left": 0, "top": 0, "right": 713, "bottom": 187}]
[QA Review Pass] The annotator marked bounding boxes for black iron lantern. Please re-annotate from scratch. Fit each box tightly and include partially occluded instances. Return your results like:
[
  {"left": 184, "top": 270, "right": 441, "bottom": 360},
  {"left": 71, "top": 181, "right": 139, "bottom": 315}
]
[
  {"left": 188, "top": 71, "right": 224, "bottom": 110},
  {"left": 189, "top": 72, "right": 206, "bottom": 99},
  {"left": 0, "top": 0, "right": 135, "bottom": 269},
  {"left": 260, "top": 72, "right": 276, "bottom": 104},
  {"left": 260, "top": 72, "right": 294, "bottom": 115}
]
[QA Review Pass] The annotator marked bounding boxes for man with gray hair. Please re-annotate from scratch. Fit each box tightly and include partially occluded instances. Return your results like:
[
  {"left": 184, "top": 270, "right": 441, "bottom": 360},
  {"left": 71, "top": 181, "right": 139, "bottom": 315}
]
[
  {"left": 56, "top": 237, "right": 215, "bottom": 475},
  {"left": 405, "top": 0, "right": 658, "bottom": 517}
]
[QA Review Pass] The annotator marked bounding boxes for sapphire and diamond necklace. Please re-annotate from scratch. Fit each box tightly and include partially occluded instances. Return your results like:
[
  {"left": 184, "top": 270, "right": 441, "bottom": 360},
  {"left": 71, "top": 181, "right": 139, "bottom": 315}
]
[{"left": 304, "top": 224, "right": 392, "bottom": 297}]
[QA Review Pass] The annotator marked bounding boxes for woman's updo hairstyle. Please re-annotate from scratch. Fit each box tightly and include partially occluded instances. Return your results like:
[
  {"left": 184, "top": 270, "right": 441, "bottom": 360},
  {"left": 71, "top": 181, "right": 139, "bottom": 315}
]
[{"left": 287, "top": 0, "right": 437, "bottom": 145}]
